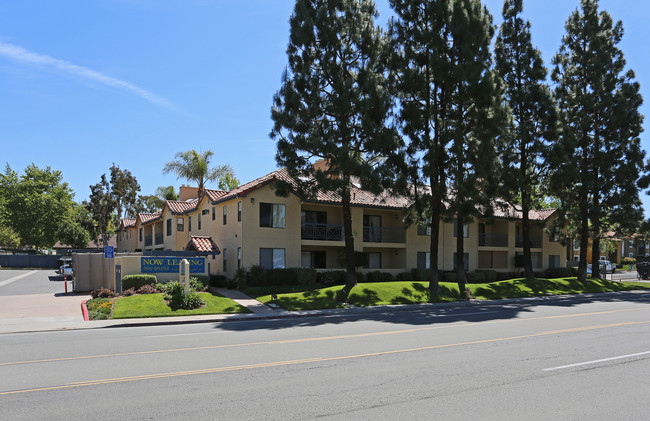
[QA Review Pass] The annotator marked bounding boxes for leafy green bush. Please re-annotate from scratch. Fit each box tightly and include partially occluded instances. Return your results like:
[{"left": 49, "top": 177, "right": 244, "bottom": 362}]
[
  {"left": 622, "top": 257, "right": 636, "bottom": 264},
  {"left": 467, "top": 271, "right": 486, "bottom": 283},
  {"left": 209, "top": 275, "right": 228, "bottom": 288},
  {"left": 122, "top": 274, "right": 157, "bottom": 291},
  {"left": 289, "top": 268, "right": 318, "bottom": 284},
  {"left": 318, "top": 270, "right": 347, "bottom": 286},
  {"left": 235, "top": 268, "right": 247, "bottom": 289},
  {"left": 382, "top": 272, "right": 394, "bottom": 282},
  {"left": 365, "top": 271, "right": 382, "bottom": 282},
  {"left": 396, "top": 272, "right": 411, "bottom": 281},
  {"left": 267, "top": 268, "right": 299, "bottom": 285},
  {"left": 443, "top": 272, "right": 457, "bottom": 282},
  {"left": 169, "top": 291, "right": 205, "bottom": 310},
  {"left": 545, "top": 267, "right": 573, "bottom": 278},
  {"left": 410, "top": 268, "right": 431, "bottom": 281},
  {"left": 249, "top": 265, "right": 266, "bottom": 286},
  {"left": 190, "top": 277, "right": 208, "bottom": 292},
  {"left": 476, "top": 270, "right": 497, "bottom": 282}
]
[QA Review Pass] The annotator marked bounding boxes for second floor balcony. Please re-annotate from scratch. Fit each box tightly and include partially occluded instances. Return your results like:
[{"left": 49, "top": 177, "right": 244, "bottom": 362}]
[
  {"left": 144, "top": 236, "right": 153, "bottom": 247},
  {"left": 363, "top": 226, "right": 405, "bottom": 243},
  {"left": 479, "top": 233, "right": 508, "bottom": 247},
  {"left": 516, "top": 235, "right": 542, "bottom": 249},
  {"left": 301, "top": 223, "right": 344, "bottom": 241},
  {"left": 155, "top": 233, "right": 164, "bottom": 245}
]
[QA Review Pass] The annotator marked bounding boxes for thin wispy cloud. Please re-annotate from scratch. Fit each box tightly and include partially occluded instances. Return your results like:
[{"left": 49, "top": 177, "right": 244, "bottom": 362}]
[{"left": 0, "top": 41, "right": 175, "bottom": 110}]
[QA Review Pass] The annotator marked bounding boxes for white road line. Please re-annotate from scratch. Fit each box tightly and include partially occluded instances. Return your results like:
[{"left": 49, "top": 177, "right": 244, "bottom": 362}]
[
  {"left": 0, "top": 270, "right": 40, "bottom": 288},
  {"left": 543, "top": 350, "right": 650, "bottom": 371}
]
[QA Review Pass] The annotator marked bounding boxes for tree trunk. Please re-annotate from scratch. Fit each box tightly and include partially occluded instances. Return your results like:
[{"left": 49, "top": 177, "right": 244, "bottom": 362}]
[
  {"left": 456, "top": 214, "right": 467, "bottom": 296},
  {"left": 428, "top": 179, "right": 442, "bottom": 295},
  {"left": 521, "top": 193, "right": 534, "bottom": 279},
  {"left": 341, "top": 183, "right": 356, "bottom": 292}
]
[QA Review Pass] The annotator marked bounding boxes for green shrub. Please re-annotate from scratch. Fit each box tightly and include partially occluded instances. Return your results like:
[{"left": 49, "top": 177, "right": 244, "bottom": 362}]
[
  {"left": 319, "top": 270, "right": 347, "bottom": 286},
  {"left": 266, "top": 268, "right": 298, "bottom": 286},
  {"left": 381, "top": 272, "right": 393, "bottom": 282},
  {"left": 235, "top": 268, "right": 247, "bottom": 289},
  {"left": 162, "top": 281, "right": 184, "bottom": 299},
  {"left": 622, "top": 257, "right": 636, "bottom": 264},
  {"left": 169, "top": 291, "right": 205, "bottom": 310},
  {"left": 288, "top": 267, "right": 318, "bottom": 284},
  {"left": 249, "top": 265, "right": 266, "bottom": 286},
  {"left": 210, "top": 275, "right": 228, "bottom": 288},
  {"left": 545, "top": 267, "right": 573, "bottom": 278},
  {"left": 443, "top": 272, "right": 457, "bottom": 282},
  {"left": 396, "top": 272, "right": 411, "bottom": 281},
  {"left": 366, "top": 271, "right": 383, "bottom": 282},
  {"left": 410, "top": 268, "right": 431, "bottom": 281},
  {"left": 190, "top": 277, "right": 208, "bottom": 292},
  {"left": 122, "top": 274, "right": 157, "bottom": 291},
  {"left": 476, "top": 270, "right": 497, "bottom": 282},
  {"left": 467, "top": 271, "right": 486, "bottom": 283}
]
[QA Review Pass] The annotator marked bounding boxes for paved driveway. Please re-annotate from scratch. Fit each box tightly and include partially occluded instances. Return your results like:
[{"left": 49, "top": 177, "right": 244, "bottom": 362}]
[{"left": 0, "top": 269, "right": 89, "bottom": 333}]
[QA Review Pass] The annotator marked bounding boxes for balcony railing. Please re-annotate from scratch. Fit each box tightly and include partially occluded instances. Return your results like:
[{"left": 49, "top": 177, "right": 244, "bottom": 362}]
[
  {"left": 301, "top": 223, "right": 344, "bottom": 241},
  {"left": 516, "top": 235, "right": 542, "bottom": 249},
  {"left": 363, "top": 226, "right": 406, "bottom": 243},
  {"left": 145, "top": 236, "right": 153, "bottom": 247},
  {"left": 479, "top": 233, "right": 508, "bottom": 247},
  {"left": 155, "top": 233, "right": 164, "bottom": 245}
]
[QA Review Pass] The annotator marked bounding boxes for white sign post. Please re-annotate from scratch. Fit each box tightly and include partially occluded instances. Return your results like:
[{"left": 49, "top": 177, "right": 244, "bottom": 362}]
[{"left": 179, "top": 259, "right": 190, "bottom": 294}]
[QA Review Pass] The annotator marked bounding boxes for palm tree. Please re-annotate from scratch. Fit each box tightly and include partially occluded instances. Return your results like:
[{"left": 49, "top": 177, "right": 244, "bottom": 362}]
[{"left": 162, "top": 150, "right": 234, "bottom": 198}]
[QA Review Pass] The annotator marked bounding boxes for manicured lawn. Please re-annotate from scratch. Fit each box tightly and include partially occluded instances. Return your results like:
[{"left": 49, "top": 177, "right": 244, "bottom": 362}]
[
  {"left": 254, "top": 278, "right": 650, "bottom": 311},
  {"left": 111, "top": 292, "right": 251, "bottom": 319}
]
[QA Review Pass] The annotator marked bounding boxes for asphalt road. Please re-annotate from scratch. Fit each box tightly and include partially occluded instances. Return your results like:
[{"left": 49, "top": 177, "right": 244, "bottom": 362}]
[
  {"left": 0, "top": 269, "right": 67, "bottom": 296},
  {"left": 0, "top": 293, "right": 648, "bottom": 420}
]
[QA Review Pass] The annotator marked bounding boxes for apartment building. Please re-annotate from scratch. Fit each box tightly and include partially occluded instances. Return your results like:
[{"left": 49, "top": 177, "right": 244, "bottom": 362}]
[{"left": 117, "top": 168, "right": 567, "bottom": 279}]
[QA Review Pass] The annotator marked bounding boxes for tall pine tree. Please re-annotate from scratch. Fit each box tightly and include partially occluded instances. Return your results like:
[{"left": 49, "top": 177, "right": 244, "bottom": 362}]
[
  {"left": 495, "top": 0, "right": 555, "bottom": 279},
  {"left": 390, "top": 0, "right": 502, "bottom": 294},
  {"left": 271, "top": 0, "right": 398, "bottom": 292},
  {"left": 551, "top": 0, "right": 646, "bottom": 281}
]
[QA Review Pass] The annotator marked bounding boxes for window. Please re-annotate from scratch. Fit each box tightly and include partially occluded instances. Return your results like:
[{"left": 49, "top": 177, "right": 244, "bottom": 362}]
[
  {"left": 198, "top": 213, "right": 201, "bottom": 230},
  {"left": 453, "top": 221, "right": 469, "bottom": 238},
  {"left": 516, "top": 252, "right": 542, "bottom": 268},
  {"left": 260, "top": 203, "right": 285, "bottom": 228},
  {"left": 478, "top": 251, "right": 507, "bottom": 269},
  {"left": 223, "top": 249, "right": 227, "bottom": 272},
  {"left": 453, "top": 252, "right": 469, "bottom": 271},
  {"left": 177, "top": 217, "right": 184, "bottom": 232},
  {"left": 629, "top": 252, "right": 634, "bottom": 258},
  {"left": 223, "top": 206, "right": 227, "bottom": 225},
  {"left": 189, "top": 216, "right": 192, "bottom": 232},
  {"left": 629, "top": 240, "right": 634, "bottom": 248},
  {"left": 139, "top": 228, "right": 143, "bottom": 241},
  {"left": 238, "top": 202, "right": 242, "bottom": 222},
  {"left": 260, "top": 248, "right": 285, "bottom": 269},
  {"left": 364, "top": 252, "right": 381, "bottom": 269},
  {"left": 166, "top": 219, "right": 172, "bottom": 236},
  {"left": 573, "top": 239, "right": 580, "bottom": 250},
  {"left": 417, "top": 252, "right": 430, "bottom": 269},
  {"left": 237, "top": 247, "right": 242, "bottom": 270},
  {"left": 301, "top": 251, "right": 326, "bottom": 268},
  {"left": 549, "top": 255, "right": 560, "bottom": 268},
  {"left": 363, "top": 215, "right": 382, "bottom": 242}
]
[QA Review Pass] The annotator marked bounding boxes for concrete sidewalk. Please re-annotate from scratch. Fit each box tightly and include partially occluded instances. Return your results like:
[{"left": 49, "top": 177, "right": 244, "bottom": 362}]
[{"left": 1, "top": 288, "right": 649, "bottom": 335}]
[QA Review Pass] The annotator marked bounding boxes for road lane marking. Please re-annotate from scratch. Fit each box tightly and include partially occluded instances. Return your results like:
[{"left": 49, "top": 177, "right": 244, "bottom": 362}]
[
  {"left": 543, "top": 350, "right": 650, "bottom": 371},
  {"left": 0, "top": 270, "right": 40, "bottom": 288},
  {"left": 1, "top": 319, "right": 649, "bottom": 396},
  {"left": 0, "top": 308, "right": 646, "bottom": 367},
  {"left": 143, "top": 311, "right": 500, "bottom": 338}
]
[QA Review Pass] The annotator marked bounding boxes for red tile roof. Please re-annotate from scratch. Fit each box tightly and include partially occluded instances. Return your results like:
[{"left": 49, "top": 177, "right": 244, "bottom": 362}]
[
  {"left": 186, "top": 236, "right": 220, "bottom": 254},
  {"left": 120, "top": 218, "right": 136, "bottom": 229},
  {"left": 165, "top": 199, "right": 198, "bottom": 214},
  {"left": 492, "top": 201, "right": 556, "bottom": 221},
  {"left": 138, "top": 212, "right": 162, "bottom": 225},
  {"left": 205, "top": 189, "right": 229, "bottom": 202}
]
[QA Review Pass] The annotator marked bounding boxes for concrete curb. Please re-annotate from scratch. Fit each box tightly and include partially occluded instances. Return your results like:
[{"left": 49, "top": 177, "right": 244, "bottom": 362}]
[{"left": 81, "top": 300, "right": 89, "bottom": 322}]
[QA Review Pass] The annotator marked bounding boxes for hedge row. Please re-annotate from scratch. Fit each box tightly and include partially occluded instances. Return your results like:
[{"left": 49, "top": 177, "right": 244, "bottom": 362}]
[{"left": 121, "top": 274, "right": 157, "bottom": 291}]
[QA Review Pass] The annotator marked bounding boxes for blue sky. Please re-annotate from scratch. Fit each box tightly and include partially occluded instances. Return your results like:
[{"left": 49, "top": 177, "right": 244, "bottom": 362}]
[{"left": 1, "top": 0, "right": 649, "bottom": 215}]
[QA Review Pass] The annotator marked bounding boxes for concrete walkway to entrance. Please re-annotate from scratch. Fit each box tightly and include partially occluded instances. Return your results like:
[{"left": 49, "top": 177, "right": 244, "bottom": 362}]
[
  {"left": 0, "top": 292, "right": 91, "bottom": 334},
  {"left": 211, "top": 288, "right": 277, "bottom": 314}
]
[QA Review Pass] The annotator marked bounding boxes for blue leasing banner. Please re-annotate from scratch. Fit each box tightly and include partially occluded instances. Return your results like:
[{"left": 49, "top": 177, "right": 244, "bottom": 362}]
[{"left": 141, "top": 257, "right": 205, "bottom": 274}]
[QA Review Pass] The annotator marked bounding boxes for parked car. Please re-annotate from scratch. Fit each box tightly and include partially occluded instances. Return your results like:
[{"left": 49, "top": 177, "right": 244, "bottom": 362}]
[
  {"left": 587, "top": 261, "right": 615, "bottom": 275},
  {"left": 60, "top": 264, "right": 73, "bottom": 276}
]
